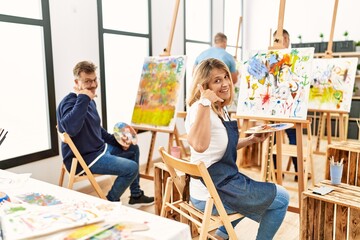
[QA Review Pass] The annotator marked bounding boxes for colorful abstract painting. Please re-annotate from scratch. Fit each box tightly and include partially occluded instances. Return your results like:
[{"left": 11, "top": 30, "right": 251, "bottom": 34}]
[
  {"left": 16, "top": 192, "right": 62, "bottom": 206},
  {"left": 131, "top": 55, "right": 186, "bottom": 131},
  {"left": 308, "top": 58, "right": 357, "bottom": 112},
  {"left": 1, "top": 201, "right": 103, "bottom": 240},
  {"left": 236, "top": 48, "right": 314, "bottom": 120}
]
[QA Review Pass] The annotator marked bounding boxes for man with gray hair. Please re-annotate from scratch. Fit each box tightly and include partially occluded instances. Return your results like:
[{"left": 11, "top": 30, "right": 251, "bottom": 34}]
[
  {"left": 57, "top": 61, "right": 154, "bottom": 206},
  {"left": 193, "top": 32, "right": 239, "bottom": 84}
]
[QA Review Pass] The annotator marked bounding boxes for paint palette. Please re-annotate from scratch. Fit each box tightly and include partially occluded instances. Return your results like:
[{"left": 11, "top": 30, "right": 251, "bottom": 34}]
[
  {"left": 113, "top": 122, "right": 137, "bottom": 145},
  {"left": 244, "top": 123, "right": 294, "bottom": 134}
]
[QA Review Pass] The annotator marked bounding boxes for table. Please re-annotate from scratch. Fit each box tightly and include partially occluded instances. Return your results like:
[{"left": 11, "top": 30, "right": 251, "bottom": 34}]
[
  {"left": 0, "top": 170, "right": 191, "bottom": 240},
  {"left": 301, "top": 180, "right": 360, "bottom": 240}
]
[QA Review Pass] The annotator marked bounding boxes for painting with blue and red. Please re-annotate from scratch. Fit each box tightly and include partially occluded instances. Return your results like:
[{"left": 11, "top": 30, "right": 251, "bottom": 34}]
[{"left": 236, "top": 48, "right": 314, "bottom": 120}]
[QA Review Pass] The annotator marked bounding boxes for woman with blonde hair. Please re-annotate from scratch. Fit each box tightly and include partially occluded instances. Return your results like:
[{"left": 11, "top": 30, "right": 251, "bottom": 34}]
[{"left": 185, "top": 58, "right": 289, "bottom": 240}]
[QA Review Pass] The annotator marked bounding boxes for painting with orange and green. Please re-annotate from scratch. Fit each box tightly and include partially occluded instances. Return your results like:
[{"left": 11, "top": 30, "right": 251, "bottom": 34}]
[
  {"left": 237, "top": 48, "right": 314, "bottom": 120},
  {"left": 308, "top": 58, "right": 357, "bottom": 112},
  {"left": 131, "top": 56, "right": 186, "bottom": 131}
]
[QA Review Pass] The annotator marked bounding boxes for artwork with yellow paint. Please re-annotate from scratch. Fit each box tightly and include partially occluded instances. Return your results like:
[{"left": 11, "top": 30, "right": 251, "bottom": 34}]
[
  {"left": 308, "top": 58, "right": 357, "bottom": 112},
  {"left": 131, "top": 55, "right": 186, "bottom": 131},
  {"left": 236, "top": 48, "right": 314, "bottom": 120}
]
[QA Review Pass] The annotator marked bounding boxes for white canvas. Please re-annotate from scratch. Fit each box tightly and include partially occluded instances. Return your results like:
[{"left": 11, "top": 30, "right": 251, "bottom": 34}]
[
  {"left": 131, "top": 55, "right": 186, "bottom": 132},
  {"left": 236, "top": 48, "right": 314, "bottom": 120},
  {"left": 308, "top": 58, "right": 357, "bottom": 112}
]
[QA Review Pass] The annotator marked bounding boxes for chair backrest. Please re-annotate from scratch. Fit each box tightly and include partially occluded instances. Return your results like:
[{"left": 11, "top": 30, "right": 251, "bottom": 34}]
[
  {"left": 57, "top": 129, "right": 107, "bottom": 199},
  {"left": 158, "top": 146, "right": 239, "bottom": 239}
]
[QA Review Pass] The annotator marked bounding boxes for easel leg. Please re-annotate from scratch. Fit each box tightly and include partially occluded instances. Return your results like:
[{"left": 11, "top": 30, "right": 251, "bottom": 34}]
[
  {"left": 339, "top": 113, "right": 344, "bottom": 141},
  {"left": 295, "top": 123, "right": 304, "bottom": 213},
  {"left": 173, "top": 127, "right": 187, "bottom": 158},
  {"left": 275, "top": 131, "right": 283, "bottom": 185},
  {"left": 326, "top": 112, "right": 332, "bottom": 145},
  {"left": 141, "top": 131, "right": 157, "bottom": 180},
  {"left": 237, "top": 119, "right": 249, "bottom": 168},
  {"left": 314, "top": 112, "right": 326, "bottom": 155}
]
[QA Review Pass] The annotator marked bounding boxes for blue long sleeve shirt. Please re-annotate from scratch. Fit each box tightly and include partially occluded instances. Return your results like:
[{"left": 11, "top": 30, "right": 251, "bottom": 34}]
[{"left": 57, "top": 92, "right": 118, "bottom": 174}]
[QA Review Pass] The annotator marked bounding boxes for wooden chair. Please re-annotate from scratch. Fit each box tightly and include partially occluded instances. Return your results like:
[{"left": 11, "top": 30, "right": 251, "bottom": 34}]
[
  {"left": 158, "top": 146, "right": 243, "bottom": 240},
  {"left": 58, "top": 131, "right": 107, "bottom": 200}
]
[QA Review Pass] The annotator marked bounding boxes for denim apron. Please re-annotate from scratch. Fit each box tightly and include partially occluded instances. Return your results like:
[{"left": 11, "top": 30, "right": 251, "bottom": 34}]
[{"left": 204, "top": 116, "right": 276, "bottom": 222}]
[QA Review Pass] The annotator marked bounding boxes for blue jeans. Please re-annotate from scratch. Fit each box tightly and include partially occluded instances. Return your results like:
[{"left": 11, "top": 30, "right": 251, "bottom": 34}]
[
  {"left": 90, "top": 144, "right": 142, "bottom": 201},
  {"left": 191, "top": 185, "right": 289, "bottom": 240}
]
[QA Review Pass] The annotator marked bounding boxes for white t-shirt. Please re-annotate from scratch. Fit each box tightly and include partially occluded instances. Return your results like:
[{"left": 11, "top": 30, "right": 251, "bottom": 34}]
[{"left": 185, "top": 101, "right": 229, "bottom": 200}]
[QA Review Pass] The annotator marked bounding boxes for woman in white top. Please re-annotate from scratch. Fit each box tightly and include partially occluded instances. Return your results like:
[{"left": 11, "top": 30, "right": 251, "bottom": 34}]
[{"left": 185, "top": 58, "right": 289, "bottom": 240}]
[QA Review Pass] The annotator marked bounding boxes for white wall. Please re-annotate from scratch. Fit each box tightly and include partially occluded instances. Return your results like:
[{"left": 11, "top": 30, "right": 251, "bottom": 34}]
[
  {"left": 243, "top": 0, "right": 360, "bottom": 57},
  {"left": 7, "top": 0, "right": 188, "bottom": 184},
  {"left": 8, "top": 0, "right": 360, "bottom": 184}
]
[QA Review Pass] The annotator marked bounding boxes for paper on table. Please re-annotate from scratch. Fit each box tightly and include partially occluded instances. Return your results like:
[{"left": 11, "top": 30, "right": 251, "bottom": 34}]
[
  {"left": 312, "top": 186, "right": 334, "bottom": 195},
  {"left": 0, "top": 173, "right": 31, "bottom": 190},
  {"left": 0, "top": 201, "right": 104, "bottom": 240}
]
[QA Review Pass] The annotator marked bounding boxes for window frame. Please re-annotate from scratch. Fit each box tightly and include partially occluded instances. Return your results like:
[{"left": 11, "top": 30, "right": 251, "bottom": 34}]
[
  {"left": 97, "top": 0, "right": 152, "bottom": 130},
  {"left": 0, "top": 0, "right": 58, "bottom": 169}
]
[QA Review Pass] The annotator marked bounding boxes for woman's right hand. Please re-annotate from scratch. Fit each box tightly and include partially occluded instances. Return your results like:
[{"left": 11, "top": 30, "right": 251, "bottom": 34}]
[
  {"left": 198, "top": 84, "right": 224, "bottom": 103},
  {"left": 251, "top": 132, "right": 271, "bottom": 143}
]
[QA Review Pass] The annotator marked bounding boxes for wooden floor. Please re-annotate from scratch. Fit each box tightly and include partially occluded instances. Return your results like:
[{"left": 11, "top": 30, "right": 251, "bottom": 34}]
[{"left": 76, "top": 136, "right": 337, "bottom": 240}]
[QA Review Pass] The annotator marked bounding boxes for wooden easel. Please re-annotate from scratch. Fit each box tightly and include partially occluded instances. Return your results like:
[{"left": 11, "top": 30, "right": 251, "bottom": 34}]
[
  {"left": 237, "top": 116, "right": 309, "bottom": 214},
  {"left": 234, "top": 16, "right": 243, "bottom": 61},
  {"left": 310, "top": 0, "right": 349, "bottom": 154},
  {"left": 237, "top": 0, "right": 309, "bottom": 214},
  {"left": 311, "top": 110, "right": 347, "bottom": 155},
  {"left": 134, "top": 0, "right": 181, "bottom": 180}
]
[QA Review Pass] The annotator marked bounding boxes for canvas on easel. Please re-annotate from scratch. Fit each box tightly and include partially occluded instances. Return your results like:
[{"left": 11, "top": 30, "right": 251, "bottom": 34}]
[
  {"left": 236, "top": 48, "right": 314, "bottom": 120},
  {"left": 131, "top": 55, "right": 186, "bottom": 132},
  {"left": 309, "top": 57, "right": 357, "bottom": 112}
]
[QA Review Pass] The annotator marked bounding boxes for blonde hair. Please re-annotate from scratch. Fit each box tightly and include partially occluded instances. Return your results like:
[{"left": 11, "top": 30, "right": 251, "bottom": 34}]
[{"left": 187, "top": 58, "right": 234, "bottom": 116}]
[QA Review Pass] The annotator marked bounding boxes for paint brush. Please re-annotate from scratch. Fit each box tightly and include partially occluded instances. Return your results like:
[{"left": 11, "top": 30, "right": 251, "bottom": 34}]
[
  {"left": 0, "top": 131, "right": 7, "bottom": 146},
  {"left": 330, "top": 156, "right": 335, "bottom": 165},
  {"left": 340, "top": 158, "right": 344, "bottom": 166}
]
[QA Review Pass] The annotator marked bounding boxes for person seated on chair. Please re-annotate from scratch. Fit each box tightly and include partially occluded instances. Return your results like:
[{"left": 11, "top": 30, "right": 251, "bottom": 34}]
[
  {"left": 57, "top": 60, "right": 154, "bottom": 207},
  {"left": 185, "top": 58, "right": 289, "bottom": 240},
  {"left": 271, "top": 29, "right": 299, "bottom": 181}
]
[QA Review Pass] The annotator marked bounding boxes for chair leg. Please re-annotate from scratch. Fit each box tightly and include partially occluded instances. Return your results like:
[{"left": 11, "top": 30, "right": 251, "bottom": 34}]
[
  {"left": 161, "top": 177, "right": 173, "bottom": 217},
  {"left": 68, "top": 158, "right": 78, "bottom": 189},
  {"left": 58, "top": 164, "right": 66, "bottom": 186},
  {"left": 198, "top": 197, "right": 213, "bottom": 240},
  {"left": 87, "top": 178, "right": 107, "bottom": 200}
]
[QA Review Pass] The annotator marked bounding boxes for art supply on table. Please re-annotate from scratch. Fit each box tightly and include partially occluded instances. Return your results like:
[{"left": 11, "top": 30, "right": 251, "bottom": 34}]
[
  {"left": 330, "top": 156, "right": 344, "bottom": 185},
  {"left": 0, "top": 192, "right": 10, "bottom": 203},
  {"left": 312, "top": 186, "right": 334, "bottom": 195},
  {"left": 0, "top": 130, "right": 8, "bottom": 146}
]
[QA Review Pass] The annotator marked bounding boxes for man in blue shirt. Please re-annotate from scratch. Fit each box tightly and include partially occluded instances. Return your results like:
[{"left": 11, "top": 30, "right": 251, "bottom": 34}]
[
  {"left": 193, "top": 32, "right": 239, "bottom": 84},
  {"left": 57, "top": 61, "right": 154, "bottom": 207}
]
